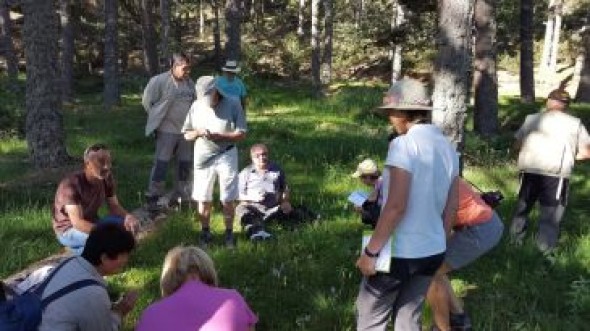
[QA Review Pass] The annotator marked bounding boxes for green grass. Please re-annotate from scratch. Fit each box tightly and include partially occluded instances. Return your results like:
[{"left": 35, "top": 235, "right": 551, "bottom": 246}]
[{"left": 1, "top": 75, "right": 590, "bottom": 330}]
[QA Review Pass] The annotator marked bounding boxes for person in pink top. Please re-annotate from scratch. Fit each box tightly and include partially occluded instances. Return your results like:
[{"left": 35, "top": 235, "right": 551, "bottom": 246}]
[
  {"left": 136, "top": 246, "right": 258, "bottom": 331},
  {"left": 427, "top": 179, "right": 504, "bottom": 331}
]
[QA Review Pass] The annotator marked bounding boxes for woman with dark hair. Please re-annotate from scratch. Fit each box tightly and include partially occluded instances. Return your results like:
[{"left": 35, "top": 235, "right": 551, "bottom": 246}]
[{"left": 356, "top": 78, "right": 460, "bottom": 330}]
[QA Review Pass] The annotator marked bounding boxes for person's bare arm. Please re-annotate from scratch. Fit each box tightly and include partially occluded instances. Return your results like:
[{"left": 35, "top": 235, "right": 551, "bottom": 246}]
[
  {"left": 106, "top": 196, "right": 139, "bottom": 233},
  {"left": 207, "top": 130, "right": 246, "bottom": 142},
  {"left": 64, "top": 204, "right": 95, "bottom": 233},
  {"left": 442, "top": 177, "right": 459, "bottom": 239},
  {"left": 357, "top": 167, "right": 410, "bottom": 276}
]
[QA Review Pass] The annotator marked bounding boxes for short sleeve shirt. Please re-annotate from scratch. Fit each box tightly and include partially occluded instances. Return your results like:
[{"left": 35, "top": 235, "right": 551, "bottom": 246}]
[
  {"left": 455, "top": 179, "right": 492, "bottom": 227},
  {"left": 382, "top": 124, "right": 459, "bottom": 258},
  {"left": 515, "top": 110, "right": 590, "bottom": 177},
  {"left": 238, "top": 163, "right": 286, "bottom": 208},
  {"left": 52, "top": 171, "right": 115, "bottom": 233},
  {"left": 183, "top": 96, "right": 247, "bottom": 168},
  {"left": 216, "top": 76, "right": 247, "bottom": 99},
  {"left": 159, "top": 78, "right": 196, "bottom": 133}
]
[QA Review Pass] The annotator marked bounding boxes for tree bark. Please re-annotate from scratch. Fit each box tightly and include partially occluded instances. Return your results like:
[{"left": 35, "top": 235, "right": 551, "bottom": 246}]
[
  {"left": 575, "top": 31, "right": 590, "bottom": 102},
  {"left": 391, "top": 2, "right": 405, "bottom": 83},
  {"left": 224, "top": 0, "right": 242, "bottom": 61},
  {"left": 321, "top": 0, "right": 333, "bottom": 84},
  {"left": 210, "top": 0, "right": 222, "bottom": 70},
  {"left": 104, "top": 0, "right": 120, "bottom": 110},
  {"left": 160, "top": 0, "right": 171, "bottom": 70},
  {"left": 433, "top": 0, "right": 474, "bottom": 165},
  {"left": 311, "top": 0, "right": 321, "bottom": 96},
  {"left": 141, "top": 0, "right": 159, "bottom": 76},
  {"left": 59, "top": 0, "right": 75, "bottom": 103},
  {"left": 297, "top": 0, "right": 305, "bottom": 37},
  {"left": 473, "top": 0, "right": 498, "bottom": 137},
  {"left": 199, "top": 0, "right": 205, "bottom": 37},
  {"left": 539, "top": 0, "right": 563, "bottom": 78},
  {"left": 0, "top": 1, "right": 19, "bottom": 90},
  {"left": 519, "top": 0, "right": 535, "bottom": 103},
  {"left": 548, "top": 1, "right": 562, "bottom": 74},
  {"left": 22, "top": 0, "right": 70, "bottom": 168}
]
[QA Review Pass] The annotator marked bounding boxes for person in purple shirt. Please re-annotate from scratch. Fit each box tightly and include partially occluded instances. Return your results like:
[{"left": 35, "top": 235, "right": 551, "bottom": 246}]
[{"left": 136, "top": 246, "right": 257, "bottom": 331}]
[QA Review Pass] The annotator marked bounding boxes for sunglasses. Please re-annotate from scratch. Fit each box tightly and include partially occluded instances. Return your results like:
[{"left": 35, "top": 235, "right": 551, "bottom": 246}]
[
  {"left": 84, "top": 143, "right": 109, "bottom": 160},
  {"left": 360, "top": 174, "right": 379, "bottom": 180}
]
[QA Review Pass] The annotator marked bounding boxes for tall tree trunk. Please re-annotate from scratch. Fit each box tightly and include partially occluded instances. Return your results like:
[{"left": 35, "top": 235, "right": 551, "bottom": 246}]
[
  {"left": 211, "top": 0, "right": 222, "bottom": 70},
  {"left": 433, "top": 0, "right": 473, "bottom": 166},
  {"left": 311, "top": 0, "right": 321, "bottom": 96},
  {"left": 141, "top": 0, "right": 159, "bottom": 76},
  {"left": 391, "top": 2, "right": 405, "bottom": 83},
  {"left": 104, "top": 0, "right": 120, "bottom": 110},
  {"left": 473, "top": 0, "right": 498, "bottom": 137},
  {"left": 575, "top": 31, "right": 590, "bottom": 102},
  {"left": 199, "top": 0, "right": 205, "bottom": 37},
  {"left": 548, "top": 1, "right": 562, "bottom": 74},
  {"left": 355, "top": 0, "right": 364, "bottom": 29},
  {"left": 59, "top": 0, "right": 74, "bottom": 103},
  {"left": 297, "top": 0, "right": 305, "bottom": 37},
  {"left": 539, "top": 0, "right": 563, "bottom": 78},
  {"left": 321, "top": 0, "right": 333, "bottom": 84},
  {"left": 519, "top": 0, "right": 535, "bottom": 103},
  {"left": 0, "top": 1, "right": 19, "bottom": 90},
  {"left": 22, "top": 0, "right": 70, "bottom": 168},
  {"left": 224, "top": 0, "right": 242, "bottom": 61},
  {"left": 160, "top": 0, "right": 171, "bottom": 70}
]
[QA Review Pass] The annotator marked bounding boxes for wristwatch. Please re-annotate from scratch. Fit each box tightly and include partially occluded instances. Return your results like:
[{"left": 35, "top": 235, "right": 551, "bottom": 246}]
[{"left": 364, "top": 247, "right": 380, "bottom": 258}]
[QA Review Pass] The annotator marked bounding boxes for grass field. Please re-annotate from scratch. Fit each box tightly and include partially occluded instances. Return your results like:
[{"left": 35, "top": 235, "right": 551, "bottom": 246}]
[{"left": 1, "top": 75, "right": 590, "bottom": 330}]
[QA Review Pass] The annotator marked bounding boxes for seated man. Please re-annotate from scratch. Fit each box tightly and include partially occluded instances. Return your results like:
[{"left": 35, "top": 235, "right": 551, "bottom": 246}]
[
  {"left": 52, "top": 144, "right": 139, "bottom": 254},
  {"left": 39, "top": 223, "right": 138, "bottom": 330},
  {"left": 236, "top": 143, "right": 293, "bottom": 240}
]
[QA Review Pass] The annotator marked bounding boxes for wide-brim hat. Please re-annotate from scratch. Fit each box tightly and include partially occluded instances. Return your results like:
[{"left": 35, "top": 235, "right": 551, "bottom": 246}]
[
  {"left": 374, "top": 78, "right": 433, "bottom": 115},
  {"left": 352, "top": 158, "right": 379, "bottom": 177},
  {"left": 195, "top": 75, "right": 216, "bottom": 98},
  {"left": 222, "top": 60, "right": 241, "bottom": 73}
]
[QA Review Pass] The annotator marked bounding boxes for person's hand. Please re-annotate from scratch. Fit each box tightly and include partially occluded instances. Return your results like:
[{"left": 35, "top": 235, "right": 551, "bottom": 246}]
[
  {"left": 124, "top": 214, "right": 140, "bottom": 234},
  {"left": 112, "top": 290, "right": 139, "bottom": 317},
  {"left": 356, "top": 254, "right": 377, "bottom": 277},
  {"left": 280, "top": 201, "right": 293, "bottom": 214}
]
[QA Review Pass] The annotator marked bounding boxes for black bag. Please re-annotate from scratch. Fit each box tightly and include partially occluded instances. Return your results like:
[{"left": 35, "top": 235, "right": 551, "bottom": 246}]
[
  {"left": 361, "top": 200, "right": 381, "bottom": 228},
  {"left": 480, "top": 190, "right": 504, "bottom": 208}
]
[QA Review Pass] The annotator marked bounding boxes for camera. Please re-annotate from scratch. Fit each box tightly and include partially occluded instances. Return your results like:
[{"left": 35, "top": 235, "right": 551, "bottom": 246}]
[{"left": 480, "top": 190, "right": 504, "bottom": 208}]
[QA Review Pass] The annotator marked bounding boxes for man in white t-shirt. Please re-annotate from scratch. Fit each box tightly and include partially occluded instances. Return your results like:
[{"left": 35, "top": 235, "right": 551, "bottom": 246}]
[
  {"left": 356, "top": 78, "right": 459, "bottom": 331},
  {"left": 511, "top": 89, "right": 590, "bottom": 251}
]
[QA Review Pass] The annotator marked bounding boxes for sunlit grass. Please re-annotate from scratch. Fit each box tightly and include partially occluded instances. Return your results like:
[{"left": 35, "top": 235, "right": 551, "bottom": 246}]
[{"left": 1, "top": 77, "right": 589, "bottom": 330}]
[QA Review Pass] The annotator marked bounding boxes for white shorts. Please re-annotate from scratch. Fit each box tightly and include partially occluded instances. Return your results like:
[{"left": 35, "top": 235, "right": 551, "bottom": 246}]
[{"left": 192, "top": 147, "right": 239, "bottom": 202}]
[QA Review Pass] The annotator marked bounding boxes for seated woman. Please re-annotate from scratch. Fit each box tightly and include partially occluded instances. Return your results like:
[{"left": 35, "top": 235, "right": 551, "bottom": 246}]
[
  {"left": 351, "top": 158, "right": 383, "bottom": 228},
  {"left": 136, "top": 246, "right": 258, "bottom": 331}
]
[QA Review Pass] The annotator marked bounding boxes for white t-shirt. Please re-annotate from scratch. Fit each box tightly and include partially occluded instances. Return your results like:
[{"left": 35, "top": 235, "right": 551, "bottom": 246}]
[{"left": 382, "top": 124, "right": 459, "bottom": 258}]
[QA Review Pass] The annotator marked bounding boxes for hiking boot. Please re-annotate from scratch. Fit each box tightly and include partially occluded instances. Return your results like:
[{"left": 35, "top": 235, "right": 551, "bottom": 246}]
[
  {"left": 250, "top": 229, "right": 272, "bottom": 241},
  {"left": 450, "top": 313, "right": 472, "bottom": 331},
  {"left": 224, "top": 231, "right": 236, "bottom": 249},
  {"left": 199, "top": 230, "right": 213, "bottom": 249}
]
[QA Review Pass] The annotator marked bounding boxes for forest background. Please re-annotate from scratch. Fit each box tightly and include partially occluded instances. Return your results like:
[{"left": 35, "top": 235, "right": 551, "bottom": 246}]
[{"left": 1, "top": 0, "right": 590, "bottom": 330}]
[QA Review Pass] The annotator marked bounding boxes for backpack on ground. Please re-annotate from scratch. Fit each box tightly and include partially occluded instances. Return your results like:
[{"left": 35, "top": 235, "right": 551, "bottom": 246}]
[{"left": 0, "top": 257, "right": 103, "bottom": 331}]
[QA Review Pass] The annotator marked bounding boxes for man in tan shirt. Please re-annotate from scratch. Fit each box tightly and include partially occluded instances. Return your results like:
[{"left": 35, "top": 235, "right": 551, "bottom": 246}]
[{"left": 511, "top": 89, "right": 590, "bottom": 251}]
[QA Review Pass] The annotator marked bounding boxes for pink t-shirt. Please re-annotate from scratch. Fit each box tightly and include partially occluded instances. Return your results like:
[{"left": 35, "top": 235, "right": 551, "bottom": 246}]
[{"left": 136, "top": 280, "right": 258, "bottom": 331}]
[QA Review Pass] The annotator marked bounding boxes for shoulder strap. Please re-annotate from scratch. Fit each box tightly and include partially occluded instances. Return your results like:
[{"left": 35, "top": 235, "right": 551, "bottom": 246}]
[
  {"left": 33, "top": 257, "right": 76, "bottom": 296},
  {"left": 40, "top": 279, "right": 104, "bottom": 309}
]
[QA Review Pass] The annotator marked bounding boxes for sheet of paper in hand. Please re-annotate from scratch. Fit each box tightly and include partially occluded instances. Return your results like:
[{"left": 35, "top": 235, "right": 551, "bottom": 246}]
[
  {"left": 361, "top": 230, "right": 393, "bottom": 273},
  {"left": 348, "top": 190, "right": 369, "bottom": 208}
]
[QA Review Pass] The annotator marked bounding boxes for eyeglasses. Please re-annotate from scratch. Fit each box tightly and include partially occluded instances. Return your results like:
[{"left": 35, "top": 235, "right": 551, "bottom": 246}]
[{"left": 84, "top": 143, "right": 109, "bottom": 160}]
